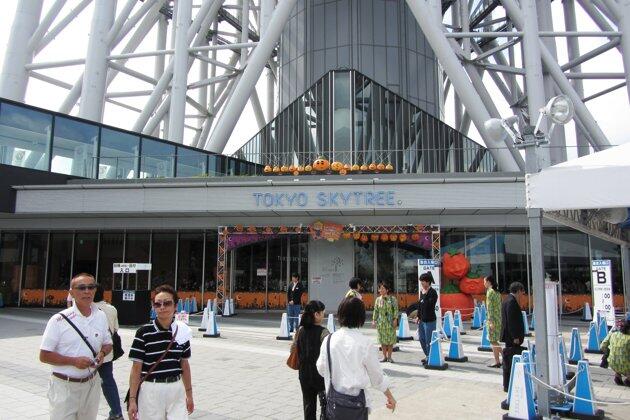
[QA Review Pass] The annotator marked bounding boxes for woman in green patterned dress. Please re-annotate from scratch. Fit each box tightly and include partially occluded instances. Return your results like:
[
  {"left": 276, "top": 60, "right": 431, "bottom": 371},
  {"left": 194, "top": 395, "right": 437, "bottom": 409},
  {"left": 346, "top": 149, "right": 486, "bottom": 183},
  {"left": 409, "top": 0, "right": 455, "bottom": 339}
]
[
  {"left": 372, "top": 282, "right": 398, "bottom": 363},
  {"left": 600, "top": 319, "right": 630, "bottom": 386},
  {"left": 484, "top": 275, "right": 503, "bottom": 368}
]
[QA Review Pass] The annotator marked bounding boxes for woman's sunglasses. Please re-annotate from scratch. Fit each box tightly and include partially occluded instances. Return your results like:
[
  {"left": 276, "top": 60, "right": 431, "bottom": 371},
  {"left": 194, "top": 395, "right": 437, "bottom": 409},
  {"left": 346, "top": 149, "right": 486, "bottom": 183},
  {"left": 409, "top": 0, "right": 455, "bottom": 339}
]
[{"left": 153, "top": 300, "right": 174, "bottom": 308}]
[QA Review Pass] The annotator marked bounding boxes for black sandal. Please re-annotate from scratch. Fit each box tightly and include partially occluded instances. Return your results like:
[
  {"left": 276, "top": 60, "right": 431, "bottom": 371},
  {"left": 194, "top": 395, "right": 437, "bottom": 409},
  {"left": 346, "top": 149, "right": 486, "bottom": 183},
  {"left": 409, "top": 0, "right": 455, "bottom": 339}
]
[
  {"left": 614, "top": 374, "right": 623, "bottom": 386},
  {"left": 489, "top": 363, "right": 502, "bottom": 368}
]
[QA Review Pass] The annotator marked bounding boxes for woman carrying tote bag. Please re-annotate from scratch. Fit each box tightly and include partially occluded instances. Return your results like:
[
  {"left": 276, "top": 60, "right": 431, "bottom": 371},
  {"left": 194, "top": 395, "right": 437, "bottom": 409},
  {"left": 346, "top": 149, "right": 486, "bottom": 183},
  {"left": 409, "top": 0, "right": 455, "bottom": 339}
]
[{"left": 316, "top": 297, "right": 396, "bottom": 419}]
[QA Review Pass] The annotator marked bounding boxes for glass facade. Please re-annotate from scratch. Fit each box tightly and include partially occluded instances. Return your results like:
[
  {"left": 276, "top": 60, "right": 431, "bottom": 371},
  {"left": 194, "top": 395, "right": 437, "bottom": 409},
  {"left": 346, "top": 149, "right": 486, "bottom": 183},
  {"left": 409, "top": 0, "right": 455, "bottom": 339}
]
[
  {"left": 0, "top": 98, "right": 258, "bottom": 180},
  {"left": 234, "top": 70, "right": 496, "bottom": 174},
  {"left": 0, "top": 228, "right": 625, "bottom": 310}
]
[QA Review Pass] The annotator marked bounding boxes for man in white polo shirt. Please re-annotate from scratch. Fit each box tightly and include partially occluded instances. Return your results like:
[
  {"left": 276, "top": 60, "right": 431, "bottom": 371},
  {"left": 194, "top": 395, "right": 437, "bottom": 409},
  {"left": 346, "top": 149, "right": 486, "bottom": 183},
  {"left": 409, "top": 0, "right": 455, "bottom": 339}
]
[{"left": 40, "top": 273, "right": 113, "bottom": 420}]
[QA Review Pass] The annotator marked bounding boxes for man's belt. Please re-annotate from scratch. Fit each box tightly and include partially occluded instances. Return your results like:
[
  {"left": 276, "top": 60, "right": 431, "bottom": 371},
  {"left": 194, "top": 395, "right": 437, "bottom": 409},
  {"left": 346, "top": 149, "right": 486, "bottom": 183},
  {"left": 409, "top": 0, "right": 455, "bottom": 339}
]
[{"left": 52, "top": 371, "right": 97, "bottom": 383}]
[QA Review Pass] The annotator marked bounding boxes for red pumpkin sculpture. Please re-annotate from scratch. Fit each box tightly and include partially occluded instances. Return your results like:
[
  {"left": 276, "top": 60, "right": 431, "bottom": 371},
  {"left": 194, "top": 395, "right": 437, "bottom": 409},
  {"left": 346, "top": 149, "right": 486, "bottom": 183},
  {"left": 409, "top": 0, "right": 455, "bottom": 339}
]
[
  {"left": 459, "top": 270, "right": 486, "bottom": 295},
  {"left": 440, "top": 292, "right": 475, "bottom": 320},
  {"left": 442, "top": 251, "right": 470, "bottom": 280}
]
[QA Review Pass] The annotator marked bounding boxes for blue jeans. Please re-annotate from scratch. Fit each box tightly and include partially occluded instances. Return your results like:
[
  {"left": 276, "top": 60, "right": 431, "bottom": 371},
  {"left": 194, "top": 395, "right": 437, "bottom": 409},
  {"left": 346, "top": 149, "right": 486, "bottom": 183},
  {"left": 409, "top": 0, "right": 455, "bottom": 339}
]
[
  {"left": 98, "top": 361, "right": 122, "bottom": 417},
  {"left": 418, "top": 320, "right": 437, "bottom": 357},
  {"left": 288, "top": 304, "right": 301, "bottom": 332}
]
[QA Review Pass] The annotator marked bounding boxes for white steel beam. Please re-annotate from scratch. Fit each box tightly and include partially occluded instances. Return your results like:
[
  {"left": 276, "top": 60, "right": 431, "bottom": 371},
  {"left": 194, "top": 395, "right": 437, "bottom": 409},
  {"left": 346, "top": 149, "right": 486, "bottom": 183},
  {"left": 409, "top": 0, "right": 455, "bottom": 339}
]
[
  {"left": 261, "top": 0, "right": 276, "bottom": 121},
  {"left": 0, "top": 0, "right": 43, "bottom": 101},
  {"left": 618, "top": 1, "right": 630, "bottom": 103},
  {"left": 168, "top": 0, "right": 193, "bottom": 143},
  {"left": 26, "top": 0, "right": 66, "bottom": 54},
  {"left": 79, "top": 0, "right": 117, "bottom": 121},
  {"left": 206, "top": 0, "right": 297, "bottom": 153}
]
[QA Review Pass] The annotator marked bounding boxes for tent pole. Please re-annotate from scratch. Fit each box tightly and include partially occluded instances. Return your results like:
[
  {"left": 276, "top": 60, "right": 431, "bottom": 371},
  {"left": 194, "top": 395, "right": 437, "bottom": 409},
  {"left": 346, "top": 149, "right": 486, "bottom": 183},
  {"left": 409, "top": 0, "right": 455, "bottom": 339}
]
[{"left": 622, "top": 246, "right": 630, "bottom": 314}]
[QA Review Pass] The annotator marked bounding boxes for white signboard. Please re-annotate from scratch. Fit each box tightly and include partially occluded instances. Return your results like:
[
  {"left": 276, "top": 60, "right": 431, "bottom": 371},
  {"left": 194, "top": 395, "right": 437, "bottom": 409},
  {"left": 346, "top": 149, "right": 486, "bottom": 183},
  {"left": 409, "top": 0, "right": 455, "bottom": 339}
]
[
  {"left": 122, "top": 290, "right": 136, "bottom": 301},
  {"left": 135, "top": 263, "right": 152, "bottom": 271},
  {"left": 418, "top": 259, "right": 442, "bottom": 331},
  {"left": 175, "top": 311, "right": 190, "bottom": 324},
  {"left": 256, "top": 268, "right": 267, "bottom": 276},
  {"left": 113, "top": 263, "right": 137, "bottom": 274},
  {"left": 592, "top": 259, "right": 614, "bottom": 326}
]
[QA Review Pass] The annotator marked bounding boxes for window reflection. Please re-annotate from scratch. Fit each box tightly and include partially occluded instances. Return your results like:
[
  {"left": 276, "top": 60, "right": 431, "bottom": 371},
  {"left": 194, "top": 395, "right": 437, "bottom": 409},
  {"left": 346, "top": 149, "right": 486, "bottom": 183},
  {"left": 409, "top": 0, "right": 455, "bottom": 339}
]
[
  {"left": 99, "top": 128, "right": 138, "bottom": 179},
  {"left": 177, "top": 147, "right": 207, "bottom": 178},
  {"left": 140, "top": 138, "right": 175, "bottom": 178},
  {"left": 52, "top": 117, "right": 98, "bottom": 177},
  {"left": 0, "top": 103, "right": 52, "bottom": 171}
]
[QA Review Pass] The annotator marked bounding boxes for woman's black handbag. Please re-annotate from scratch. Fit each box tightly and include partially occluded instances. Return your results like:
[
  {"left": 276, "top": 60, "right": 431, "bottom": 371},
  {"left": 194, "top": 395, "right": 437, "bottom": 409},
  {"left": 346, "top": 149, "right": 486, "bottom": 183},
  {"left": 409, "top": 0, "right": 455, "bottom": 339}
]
[
  {"left": 324, "top": 333, "right": 368, "bottom": 420},
  {"left": 110, "top": 330, "right": 124, "bottom": 361},
  {"left": 600, "top": 347, "right": 609, "bottom": 369}
]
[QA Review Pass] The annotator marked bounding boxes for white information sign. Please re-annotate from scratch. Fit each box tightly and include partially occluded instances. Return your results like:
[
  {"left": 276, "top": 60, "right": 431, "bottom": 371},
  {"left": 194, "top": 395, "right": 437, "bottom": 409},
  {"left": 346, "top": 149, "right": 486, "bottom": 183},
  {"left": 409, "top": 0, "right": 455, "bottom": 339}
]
[
  {"left": 256, "top": 268, "right": 267, "bottom": 276},
  {"left": 418, "top": 259, "right": 441, "bottom": 331},
  {"left": 122, "top": 290, "right": 136, "bottom": 301},
  {"left": 135, "top": 263, "right": 152, "bottom": 271},
  {"left": 113, "top": 263, "right": 137, "bottom": 274},
  {"left": 591, "top": 259, "right": 614, "bottom": 326}
]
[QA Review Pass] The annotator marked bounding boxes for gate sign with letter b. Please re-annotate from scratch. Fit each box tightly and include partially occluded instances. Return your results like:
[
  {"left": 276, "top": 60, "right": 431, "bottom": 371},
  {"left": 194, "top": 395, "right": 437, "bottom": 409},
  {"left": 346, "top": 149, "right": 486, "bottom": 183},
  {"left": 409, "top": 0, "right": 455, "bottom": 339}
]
[{"left": 591, "top": 260, "right": 614, "bottom": 327}]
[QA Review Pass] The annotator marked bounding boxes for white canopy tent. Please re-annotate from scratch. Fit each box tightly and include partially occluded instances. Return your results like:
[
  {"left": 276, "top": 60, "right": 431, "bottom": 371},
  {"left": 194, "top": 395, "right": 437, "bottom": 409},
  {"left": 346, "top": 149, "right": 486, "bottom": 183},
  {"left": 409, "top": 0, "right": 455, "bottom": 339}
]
[{"left": 526, "top": 142, "right": 630, "bottom": 211}]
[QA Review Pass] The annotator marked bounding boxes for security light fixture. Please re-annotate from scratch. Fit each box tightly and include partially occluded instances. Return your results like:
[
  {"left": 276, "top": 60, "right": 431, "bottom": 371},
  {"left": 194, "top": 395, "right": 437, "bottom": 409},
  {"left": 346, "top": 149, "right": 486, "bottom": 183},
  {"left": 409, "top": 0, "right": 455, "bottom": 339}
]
[{"left": 534, "top": 95, "right": 574, "bottom": 138}]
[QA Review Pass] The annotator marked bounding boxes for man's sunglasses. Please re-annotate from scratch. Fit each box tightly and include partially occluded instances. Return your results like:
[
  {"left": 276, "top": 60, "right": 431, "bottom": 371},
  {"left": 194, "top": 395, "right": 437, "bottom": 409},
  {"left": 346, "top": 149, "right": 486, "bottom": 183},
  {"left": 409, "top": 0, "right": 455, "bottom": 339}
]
[
  {"left": 153, "top": 300, "right": 174, "bottom": 308},
  {"left": 73, "top": 284, "right": 97, "bottom": 291}
]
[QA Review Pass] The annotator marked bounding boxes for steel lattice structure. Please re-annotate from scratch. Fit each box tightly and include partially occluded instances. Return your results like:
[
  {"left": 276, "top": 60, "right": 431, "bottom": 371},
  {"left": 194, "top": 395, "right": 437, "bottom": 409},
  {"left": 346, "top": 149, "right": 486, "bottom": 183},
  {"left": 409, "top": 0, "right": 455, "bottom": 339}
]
[{"left": 0, "top": 0, "right": 628, "bottom": 168}]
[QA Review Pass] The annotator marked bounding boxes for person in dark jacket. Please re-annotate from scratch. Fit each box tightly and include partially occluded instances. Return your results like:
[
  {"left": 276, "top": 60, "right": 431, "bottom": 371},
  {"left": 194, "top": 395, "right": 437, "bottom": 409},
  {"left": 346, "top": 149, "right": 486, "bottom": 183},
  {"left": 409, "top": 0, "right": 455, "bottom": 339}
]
[
  {"left": 287, "top": 273, "right": 305, "bottom": 333},
  {"left": 291, "top": 300, "right": 329, "bottom": 420},
  {"left": 416, "top": 272, "right": 438, "bottom": 365},
  {"left": 501, "top": 281, "right": 526, "bottom": 392}
]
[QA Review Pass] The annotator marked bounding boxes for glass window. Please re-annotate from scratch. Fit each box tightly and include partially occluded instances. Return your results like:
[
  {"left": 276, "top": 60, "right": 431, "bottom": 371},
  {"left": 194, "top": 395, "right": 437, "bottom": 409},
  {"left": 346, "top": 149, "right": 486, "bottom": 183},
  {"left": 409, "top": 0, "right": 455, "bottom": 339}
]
[
  {"left": 51, "top": 117, "right": 98, "bottom": 177},
  {"left": 124, "top": 232, "right": 150, "bottom": 290},
  {"left": 151, "top": 233, "right": 176, "bottom": 288},
  {"left": 140, "top": 138, "right": 175, "bottom": 178},
  {"left": 177, "top": 147, "right": 207, "bottom": 178},
  {"left": 0, "top": 102, "right": 52, "bottom": 171},
  {"left": 441, "top": 230, "right": 465, "bottom": 254},
  {"left": 47, "top": 233, "right": 73, "bottom": 290},
  {"left": 543, "top": 230, "right": 559, "bottom": 282},
  {"left": 496, "top": 232, "right": 528, "bottom": 293},
  {"left": 590, "top": 236, "right": 623, "bottom": 297},
  {"left": 22, "top": 233, "right": 48, "bottom": 304},
  {"left": 268, "top": 237, "right": 288, "bottom": 292},
  {"left": 98, "top": 233, "right": 123, "bottom": 290},
  {"left": 333, "top": 71, "right": 351, "bottom": 160},
  {"left": 558, "top": 231, "right": 590, "bottom": 295},
  {"left": 178, "top": 233, "right": 204, "bottom": 292},
  {"left": 234, "top": 245, "right": 258, "bottom": 292},
  {"left": 289, "top": 235, "right": 308, "bottom": 290},
  {"left": 465, "top": 232, "right": 495, "bottom": 279},
  {"left": 376, "top": 241, "right": 396, "bottom": 292},
  {"left": 99, "top": 128, "right": 139, "bottom": 179},
  {"left": 355, "top": 241, "right": 374, "bottom": 294},
  {"left": 396, "top": 242, "right": 430, "bottom": 294},
  {"left": 0, "top": 232, "right": 23, "bottom": 306},
  {"left": 73, "top": 232, "right": 98, "bottom": 279},
  {"left": 208, "top": 154, "right": 224, "bottom": 176}
]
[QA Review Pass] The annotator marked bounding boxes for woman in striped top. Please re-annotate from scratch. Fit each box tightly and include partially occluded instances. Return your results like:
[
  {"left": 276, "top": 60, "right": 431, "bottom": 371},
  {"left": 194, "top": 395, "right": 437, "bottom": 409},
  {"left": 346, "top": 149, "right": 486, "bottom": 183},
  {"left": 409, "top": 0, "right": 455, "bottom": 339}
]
[{"left": 127, "top": 285, "right": 193, "bottom": 420}]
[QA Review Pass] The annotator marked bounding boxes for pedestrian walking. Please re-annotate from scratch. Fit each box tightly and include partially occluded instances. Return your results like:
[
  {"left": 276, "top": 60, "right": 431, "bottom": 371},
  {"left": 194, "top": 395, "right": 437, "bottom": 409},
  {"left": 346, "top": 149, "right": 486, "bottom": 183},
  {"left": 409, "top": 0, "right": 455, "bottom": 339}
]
[
  {"left": 94, "top": 285, "right": 124, "bottom": 420},
  {"left": 287, "top": 273, "right": 305, "bottom": 333},
  {"left": 127, "top": 285, "right": 193, "bottom": 420},
  {"left": 345, "top": 277, "right": 364, "bottom": 300},
  {"left": 484, "top": 275, "right": 503, "bottom": 368},
  {"left": 416, "top": 272, "right": 438, "bottom": 365},
  {"left": 316, "top": 297, "right": 396, "bottom": 418},
  {"left": 600, "top": 319, "right": 630, "bottom": 386},
  {"left": 292, "top": 300, "right": 330, "bottom": 420},
  {"left": 39, "top": 273, "right": 113, "bottom": 420},
  {"left": 500, "top": 282, "right": 526, "bottom": 392},
  {"left": 372, "top": 282, "right": 398, "bottom": 363}
]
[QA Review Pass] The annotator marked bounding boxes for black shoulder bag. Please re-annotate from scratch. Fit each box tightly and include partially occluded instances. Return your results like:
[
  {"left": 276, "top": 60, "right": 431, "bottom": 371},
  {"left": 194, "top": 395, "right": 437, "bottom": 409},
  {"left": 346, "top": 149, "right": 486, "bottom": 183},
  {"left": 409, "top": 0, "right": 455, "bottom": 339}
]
[
  {"left": 325, "top": 333, "right": 368, "bottom": 420},
  {"left": 110, "top": 329, "right": 124, "bottom": 361},
  {"left": 58, "top": 313, "right": 97, "bottom": 358}
]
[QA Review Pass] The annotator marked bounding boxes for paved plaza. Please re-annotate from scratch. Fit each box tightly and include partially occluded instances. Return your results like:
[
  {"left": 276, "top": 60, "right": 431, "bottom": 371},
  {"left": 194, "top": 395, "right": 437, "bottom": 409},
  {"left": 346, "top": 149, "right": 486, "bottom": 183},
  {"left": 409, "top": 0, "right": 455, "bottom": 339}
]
[{"left": 0, "top": 307, "right": 629, "bottom": 419}]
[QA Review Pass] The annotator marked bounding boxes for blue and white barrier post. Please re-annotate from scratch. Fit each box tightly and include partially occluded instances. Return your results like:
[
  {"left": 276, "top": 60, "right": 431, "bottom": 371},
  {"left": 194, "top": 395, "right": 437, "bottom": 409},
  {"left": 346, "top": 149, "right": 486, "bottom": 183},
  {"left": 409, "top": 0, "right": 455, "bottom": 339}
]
[
  {"left": 584, "top": 321, "right": 602, "bottom": 354},
  {"left": 572, "top": 360, "right": 604, "bottom": 419},
  {"left": 327, "top": 313, "right": 336, "bottom": 333},
  {"left": 198, "top": 306, "right": 209, "bottom": 331},
  {"left": 202, "top": 310, "right": 220, "bottom": 338},
  {"left": 569, "top": 327, "right": 585, "bottom": 365},
  {"left": 477, "top": 321, "right": 493, "bottom": 352},
  {"left": 443, "top": 311, "right": 454, "bottom": 339},
  {"left": 397, "top": 313, "right": 413, "bottom": 340},
  {"left": 276, "top": 313, "right": 292, "bottom": 340},
  {"left": 445, "top": 326, "right": 467, "bottom": 362},
  {"left": 581, "top": 302, "right": 593, "bottom": 321},
  {"left": 522, "top": 311, "right": 532, "bottom": 337},
  {"left": 597, "top": 317, "right": 608, "bottom": 344},
  {"left": 454, "top": 310, "right": 466, "bottom": 335},
  {"left": 425, "top": 330, "right": 448, "bottom": 370},
  {"left": 471, "top": 306, "right": 482, "bottom": 330}
]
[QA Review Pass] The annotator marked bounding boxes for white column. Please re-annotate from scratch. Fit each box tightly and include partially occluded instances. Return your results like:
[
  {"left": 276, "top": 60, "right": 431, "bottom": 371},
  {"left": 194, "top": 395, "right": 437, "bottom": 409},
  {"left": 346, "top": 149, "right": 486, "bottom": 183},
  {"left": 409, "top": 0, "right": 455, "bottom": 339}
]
[
  {"left": 206, "top": 0, "right": 298, "bottom": 153},
  {"left": 167, "top": 0, "right": 193, "bottom": 143},
  {"left": 79, "top": 0, "right": 117, "bottom": 121},
  {"left": 618, "top": 1, "right": 630, "bottom": 104},
  {"left": 0, "top": 0, "right": 43, "bottom": 100},
  {"left": 261, "top": 0, "right": 276, "bottom": 121}
]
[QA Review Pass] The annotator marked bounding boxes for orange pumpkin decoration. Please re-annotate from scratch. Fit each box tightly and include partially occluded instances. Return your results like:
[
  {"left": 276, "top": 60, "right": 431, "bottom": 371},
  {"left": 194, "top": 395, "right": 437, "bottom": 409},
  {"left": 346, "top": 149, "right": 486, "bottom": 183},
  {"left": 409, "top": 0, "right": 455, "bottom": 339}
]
[
  {"left": 380, "top": 233, "right": 389, "bottom": 242},
  {"left": 297, "top": 165, "right": 305, "bottom": 172},
  {"left": 360, "top": 163, "right": 368, "bottom": 171},
  {"left": 459, "top": 275, "right": 486, "bottom": 295},
  {"left": 351, "top": 164, "right": 360, "bottom": 171},
  {"left": 235, "top": 224, "right": 244, "bottom": 232},
  {"left": 411, "top": 233, "right": 420, "bottom": 241},
  {"left": 247, "top": 225, "right": 257, "bottom": 233},
  {"left": 376, "top": 163, "right": 385, "bottom": 171},
  {"left": 279, "top": 225, "right": 288, "bottom": 233},
  {"left": 263, "top": 165, "right": 272, "bottom": 173},
  {"left": 360, "top": 234, "right": 369, "bottom": 243},
  {"left": 312, "top": 157, "right": 330, "bottom": 171},
  {"left": 293, "top": 170, "right": 299, "bottom": 176},
  {"left": 280, "top": 165, "right": 289, "bottom": 173},
  {"left": 264, "top": 226, "right": 273, "bottom": 234},
  {"left": 272, "top": 165, "right": 280, "bottom": 173},
  {"left": 370, "top": 233, "right": 379, "bottom": 242},
  {"left": 440, "top": 293, "right": 474, "bottom": 320},
  {"left": 304, "top": 164, "right": 313, "bottom": 172},
  {"left": 330, "top": 161, "right": 343, "bottom": 172},
  {"left": 389, "top": 233, "right": 398, "bottom": 242},
  {"left": 399, "top": 233, "right": 408, "bottom": 242},
  {"left": 368, "top": 162, "right": 377, "bottom": 171},
  {"left": 289, "top": 165, "right": 296, "bottom": 172},
  {"left": 442, "top": 252, "right": 470, "bottom": 280},
  {"left": 339, "top": 168, "right": 347, "bottom": 175},
  {"left": 343, "top": 163, "right": 351, "bottom": 171},
  {"left": 352, "top": 232, "right": 361, "bottom": 240},
  {"left": 385, "top": 163, "right": 394, "bottom": 171},
  {"left": 342, "top": 232, "right": 352, "bottom": 239}
]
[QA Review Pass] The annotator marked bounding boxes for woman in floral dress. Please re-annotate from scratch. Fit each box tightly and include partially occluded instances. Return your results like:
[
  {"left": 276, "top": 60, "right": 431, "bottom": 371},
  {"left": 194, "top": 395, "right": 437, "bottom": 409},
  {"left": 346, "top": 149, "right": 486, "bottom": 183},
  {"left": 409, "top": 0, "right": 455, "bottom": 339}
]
[
  {"left": 372, "top": 282, "right": 398, "bottom": 362},
  {"left": 601, "top": 319, "right": 630, "bottom": 386},
  {"left": 484, "top": 275, "right": 503, "bottom": 368}
]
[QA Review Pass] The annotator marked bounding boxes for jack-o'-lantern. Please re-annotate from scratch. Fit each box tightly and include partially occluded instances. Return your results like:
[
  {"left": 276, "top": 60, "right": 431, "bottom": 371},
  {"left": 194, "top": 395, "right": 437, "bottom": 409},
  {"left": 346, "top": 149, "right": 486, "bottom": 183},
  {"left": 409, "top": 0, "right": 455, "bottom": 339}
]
[
  {"left": 330, "top": 161, "right": 343, "bottom": 172},
  {"left": 351, "top": 164, "right": 360, "bottom": 171},
  {"left": 279, "top": 225, "right": 288, "bottom": 233},
  {"left": 312, "top": 157, "right": 330, "bottom": 171},
  {"left": 264, "top": 226, "right": 273, "bottom": 234},
  {"left": 380, "top": 233, "right": 389, "bottom": 242},
  {"left": 235, "top": 224, "right": 244, "bottom": 232},
  {"left": 293, "top": 170, "right": 300, "bottom": 176},
  {"left": 370, "top": 233, "right": 379, "bottom": 242},
  {"left": 360, "top": 163, "right": 368, "bottom": 171},
  {"left": 352, "top": 232, "right": 361, "bottom": 240},
  {"left": 360, "top": 234, "right": 369, "bottom": 243},
  {"left": 377, "top": 163, "right": 385, "bottom": 171},
  {"left": 389, "top": 233, "right": 398, "bottom": 242},
  {"left": 411, "top": 233, "right": 420, "bottom": 241},
  {"left": 339, "top": 168, "right": 347, "bottom": 175},
  {"left": 343, "top": 163, "right": 351, "bottom": 171},
  {"left": 342, "top": 232, "right": 351, "bottom": 239},
  {"left": 280, "top": 165, "right": 288, "bottom": 173},
  {"left": 399, "top": 233, "right": 408, "bottom": 242},
  {"left": 263, "top": 165, "right": 272, "bottom": 173},
  {"left": 272, "top": 165, "right": 280, "bottom": 173},
  {"left": 368, "top": 162, "right": 377, "bottom": 171},
  {"left": 297, "top": 165, "right": 305, "bottom": 173},
  {"left": 385, "top": 163, "right": 394, "bottom": 171},
  {"left": 288, "top": 165, "right": 295, "bottom": 172},
  {"left": 304, "top": 164, "right": 313, "bottom": 172},
  {"left": 247, "top": 225, "right": 257, "bottom": 233}
]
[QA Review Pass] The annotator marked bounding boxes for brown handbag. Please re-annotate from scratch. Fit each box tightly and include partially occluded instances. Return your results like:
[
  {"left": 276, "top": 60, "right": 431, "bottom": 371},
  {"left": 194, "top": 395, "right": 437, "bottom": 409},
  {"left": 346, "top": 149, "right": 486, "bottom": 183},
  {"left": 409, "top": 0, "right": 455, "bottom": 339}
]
[{"left": 286, "top": 328, "right": 300, "bottom": 370}]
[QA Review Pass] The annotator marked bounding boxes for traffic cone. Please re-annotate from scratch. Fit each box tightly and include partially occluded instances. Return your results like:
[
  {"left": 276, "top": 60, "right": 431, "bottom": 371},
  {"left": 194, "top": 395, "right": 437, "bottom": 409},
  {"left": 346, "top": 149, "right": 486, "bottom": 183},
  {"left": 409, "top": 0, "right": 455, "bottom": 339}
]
[
  {"left": 585, "top": 321, "right": 602, "bottom": 354},
  {"left": 205, "top": 298, "right": 213, "bottom": 312},
  {"left": 397, "top": 313, "right": 413, "bottom": 340},
  {"left": 445, "top": 326, "right": 467, "bottom": 362},
  {"left": 572, "top": 360, "right": 604, "bottom": 419},
  {"left": 527, "top": 341, "right": 537, "bottom": 377},
  {"left": 529, "top": 312, "right": 535, "bottom": 331},
  {"left": 569, "top": 327, "right": 585, "bottom": 365},
  {"left": 471, "top": 306, "right": 482, "bottom": 330},
  {"left": 504, "top": 360, "right": 537, "bottom": 419},
  {"left": 501, "top": 354, "right": 522, "bottom": 410},
  {"left": 222, "top": 299, "right": 232, "bottom": 317},
  {"left": 454, "top": 310, "right": 466, "bottom": 335},
  {"left": 198, "top": 306, "right": 209, "bottom": 331},
  {"left": 477, "top": 321, "right": 493, "bottom": 352},
  {"left": 480, "top": 303, "right": 487, "bottom": 325},
  {"left": 522, "top": 311, "right": 532, "bottom": 337},
  {"left": 559, "top": 337, "right": 570, "bottom": 381},
  {"left": 229, "top": 298, "right": 236, "bottom": 316},
  {"left": 203, "top": 310, "right": 220, "bottom": 338},
  {"left": 176, "top": 299, "right": 183, "bottom": 313},
  {"left": 191, "top": 297, "right": 198, "bottom": 313},
  {"left": 581, "top": 302, "right": 593, "bottom": 321},
  {"left": 183, "top": 298, "right": 190, "bottom": 314},
  {"left": 276, "top": 313, "right": 292, "bottom": 340},
  {"left": 212, "top": 298, "right": 218, "bottom": 313},
  {"left": 597, "top": 318, "right": 608, "bottom": 344},
  {"left": 424, "top": 330, "right": 448, "bottom": 370},
  {"left": 443, "top": 311, "right": 454, "bottom": 338},
  {"left": 327, "top": 313, "right": 336, "bottom": 333}
]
